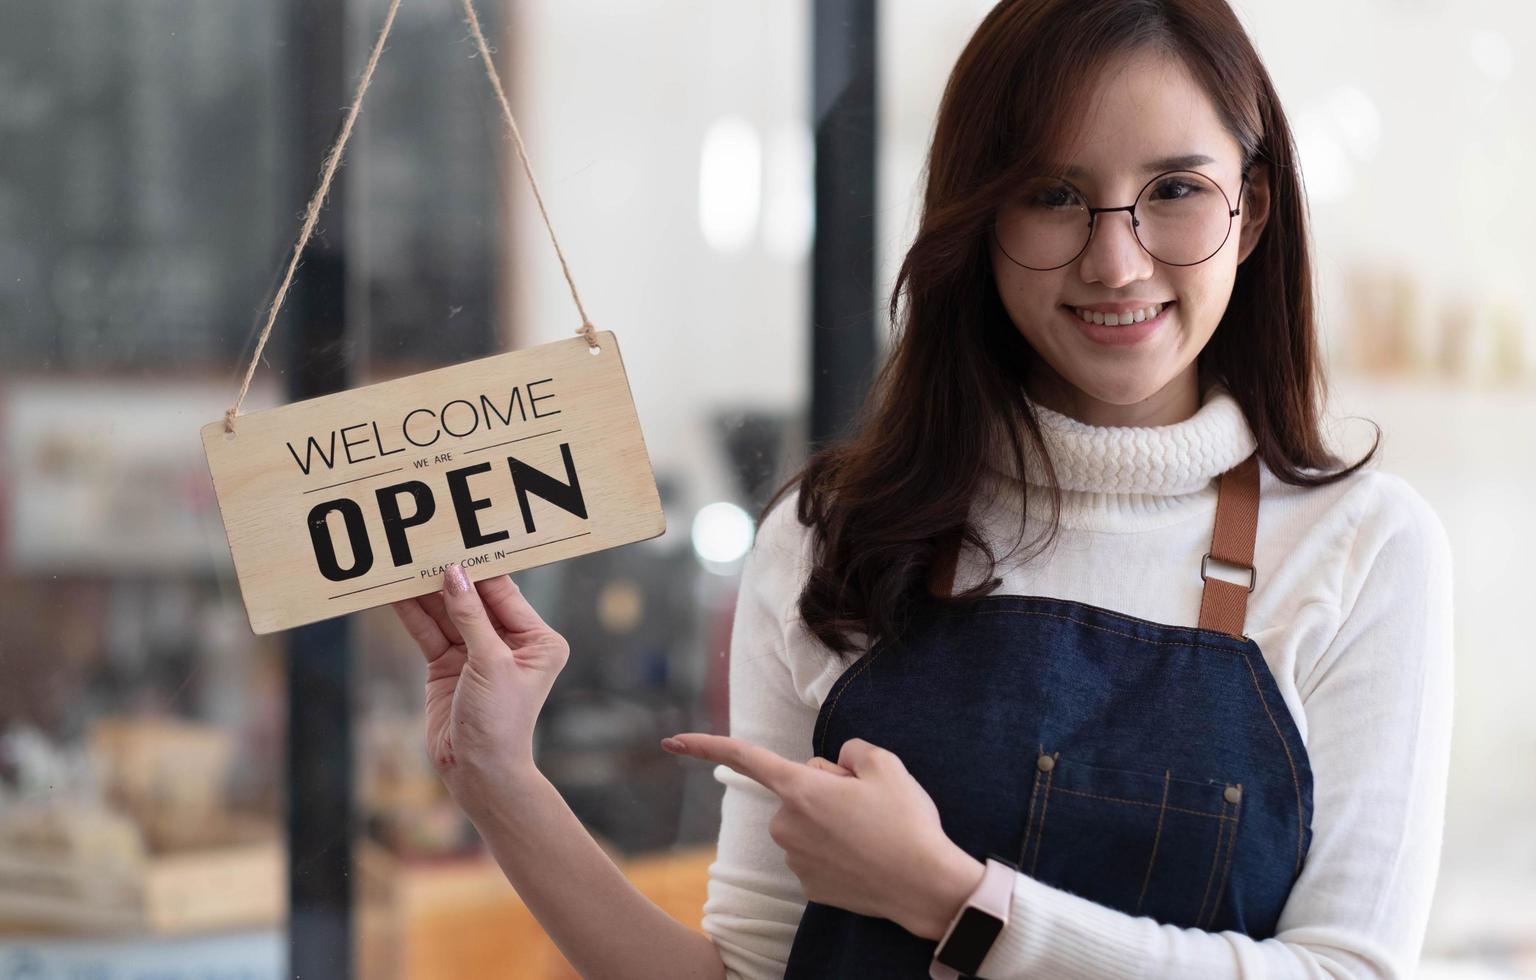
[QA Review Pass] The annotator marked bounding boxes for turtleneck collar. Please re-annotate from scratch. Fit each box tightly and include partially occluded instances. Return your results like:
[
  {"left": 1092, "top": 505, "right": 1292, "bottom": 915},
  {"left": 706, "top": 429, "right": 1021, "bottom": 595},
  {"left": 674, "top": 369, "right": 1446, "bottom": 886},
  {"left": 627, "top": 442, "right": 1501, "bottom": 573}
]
[{"left": 981, "top": 382, "right": 1259, "bottom": 532}]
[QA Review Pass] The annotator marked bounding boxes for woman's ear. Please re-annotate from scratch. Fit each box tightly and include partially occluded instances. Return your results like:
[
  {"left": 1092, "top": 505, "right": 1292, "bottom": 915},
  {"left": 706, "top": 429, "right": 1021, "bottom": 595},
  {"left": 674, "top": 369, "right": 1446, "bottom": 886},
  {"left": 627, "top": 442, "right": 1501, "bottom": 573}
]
[{"left": 1235, "top": 162, "right": 1271, "bottom": 265}]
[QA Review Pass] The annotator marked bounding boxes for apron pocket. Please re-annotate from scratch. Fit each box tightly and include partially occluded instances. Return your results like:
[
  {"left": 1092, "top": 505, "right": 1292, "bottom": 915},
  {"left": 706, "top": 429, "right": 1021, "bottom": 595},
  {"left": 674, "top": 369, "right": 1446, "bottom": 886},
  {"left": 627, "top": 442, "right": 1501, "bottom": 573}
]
[{"left": 1017, "top": 748, "right": 1242, "bottom": 930}]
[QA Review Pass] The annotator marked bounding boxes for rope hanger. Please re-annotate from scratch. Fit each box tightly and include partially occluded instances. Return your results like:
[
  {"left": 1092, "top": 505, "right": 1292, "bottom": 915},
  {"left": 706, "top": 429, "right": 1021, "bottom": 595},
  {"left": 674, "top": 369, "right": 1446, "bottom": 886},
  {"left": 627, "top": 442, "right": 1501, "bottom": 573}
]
[{"left": 224, "top": 0, "right": 598, "bottom": 434}]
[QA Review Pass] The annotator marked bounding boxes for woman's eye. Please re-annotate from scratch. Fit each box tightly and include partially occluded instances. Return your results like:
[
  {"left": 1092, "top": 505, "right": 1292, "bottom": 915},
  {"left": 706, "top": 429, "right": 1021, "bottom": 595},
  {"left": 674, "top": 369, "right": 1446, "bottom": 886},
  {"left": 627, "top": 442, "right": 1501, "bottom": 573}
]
[
  {"left": 1150, "top": 178, "right": 1201, "bottom": 201},
  {"left": 1027, "top": 183, "right": 1081, "bottom": 209}
]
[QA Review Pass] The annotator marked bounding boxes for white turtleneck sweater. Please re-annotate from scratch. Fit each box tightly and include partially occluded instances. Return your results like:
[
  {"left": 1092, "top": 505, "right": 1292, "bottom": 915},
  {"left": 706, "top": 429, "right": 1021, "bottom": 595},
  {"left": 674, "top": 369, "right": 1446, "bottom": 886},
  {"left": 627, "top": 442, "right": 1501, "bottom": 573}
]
[{"left": 699, "top": 384, "right": 1455, "bottom": 979}]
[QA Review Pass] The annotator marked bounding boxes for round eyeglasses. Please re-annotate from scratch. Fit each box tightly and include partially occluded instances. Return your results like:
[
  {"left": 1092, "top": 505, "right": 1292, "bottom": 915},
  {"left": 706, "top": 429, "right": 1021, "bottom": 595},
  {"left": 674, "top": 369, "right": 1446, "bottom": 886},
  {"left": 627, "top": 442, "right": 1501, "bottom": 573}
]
[{"left": 993, "top": 170, "right": 1247, "bottom": 271}]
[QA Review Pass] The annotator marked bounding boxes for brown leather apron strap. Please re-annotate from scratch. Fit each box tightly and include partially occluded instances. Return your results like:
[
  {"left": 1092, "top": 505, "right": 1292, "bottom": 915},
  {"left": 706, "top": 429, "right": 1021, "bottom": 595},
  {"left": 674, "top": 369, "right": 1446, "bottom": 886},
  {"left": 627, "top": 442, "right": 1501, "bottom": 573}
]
[{"left": 1197, "top": 451, "right": 1260, "bottom": 638}]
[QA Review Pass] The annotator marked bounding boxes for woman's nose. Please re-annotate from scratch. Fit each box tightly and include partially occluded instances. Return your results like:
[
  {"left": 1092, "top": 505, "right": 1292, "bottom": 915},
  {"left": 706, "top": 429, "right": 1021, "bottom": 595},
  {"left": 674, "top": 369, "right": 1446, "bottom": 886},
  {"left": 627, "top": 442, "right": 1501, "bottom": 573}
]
[{"left": 1077, "top": 211, "right": 1154, "bottom": 288}]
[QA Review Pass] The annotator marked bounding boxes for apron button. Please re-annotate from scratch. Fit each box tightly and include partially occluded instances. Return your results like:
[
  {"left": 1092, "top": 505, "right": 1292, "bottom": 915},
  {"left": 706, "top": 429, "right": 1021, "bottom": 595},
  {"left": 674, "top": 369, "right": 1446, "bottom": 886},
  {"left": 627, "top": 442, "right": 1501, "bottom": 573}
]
[
  {"left": 1224, "top": 785, "right": 1242, "bottom": 804},
  {"left": 1037, "top": 754, "right": 1055, "bottom": 772}
]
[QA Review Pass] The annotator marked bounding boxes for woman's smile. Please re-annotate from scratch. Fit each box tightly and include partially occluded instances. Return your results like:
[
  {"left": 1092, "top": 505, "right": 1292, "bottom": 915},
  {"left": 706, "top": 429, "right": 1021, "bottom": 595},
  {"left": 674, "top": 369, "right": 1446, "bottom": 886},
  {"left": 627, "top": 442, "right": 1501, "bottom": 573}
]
[{"left": 1058, "top": 299, "right": 1176, "bottom": 347}]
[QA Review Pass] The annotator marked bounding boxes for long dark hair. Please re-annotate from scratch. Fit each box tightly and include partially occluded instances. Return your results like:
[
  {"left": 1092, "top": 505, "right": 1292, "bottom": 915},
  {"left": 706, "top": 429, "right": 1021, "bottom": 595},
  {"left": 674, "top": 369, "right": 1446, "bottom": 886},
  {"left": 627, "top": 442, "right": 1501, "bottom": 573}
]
[{"left": 759, "top": 0, "right": 1378, "bottom": 659}]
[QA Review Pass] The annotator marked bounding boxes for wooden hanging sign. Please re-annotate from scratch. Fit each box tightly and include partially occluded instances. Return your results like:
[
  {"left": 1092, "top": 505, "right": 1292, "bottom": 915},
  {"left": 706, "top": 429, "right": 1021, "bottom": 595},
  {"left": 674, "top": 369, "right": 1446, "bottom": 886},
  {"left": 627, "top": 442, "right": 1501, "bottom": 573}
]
[{"left": 201, "top": 330, "right": 665, "bottom": 634}]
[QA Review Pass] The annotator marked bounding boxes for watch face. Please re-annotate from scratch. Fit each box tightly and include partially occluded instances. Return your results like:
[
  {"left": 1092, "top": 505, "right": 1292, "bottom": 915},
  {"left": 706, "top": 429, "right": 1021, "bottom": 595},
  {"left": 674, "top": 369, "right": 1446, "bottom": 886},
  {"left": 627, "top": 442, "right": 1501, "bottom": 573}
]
[{"left": 936, "top": 907, "right": 1004, "bottom": 975}]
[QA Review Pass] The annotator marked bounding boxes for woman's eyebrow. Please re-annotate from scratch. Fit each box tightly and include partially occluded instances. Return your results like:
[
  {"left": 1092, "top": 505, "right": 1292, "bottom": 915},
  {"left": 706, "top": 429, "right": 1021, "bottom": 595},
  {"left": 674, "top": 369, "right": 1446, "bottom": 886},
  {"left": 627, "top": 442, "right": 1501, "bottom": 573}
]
[{"left": 1053, "top": 153, "right": 1217, "bottom": 179}]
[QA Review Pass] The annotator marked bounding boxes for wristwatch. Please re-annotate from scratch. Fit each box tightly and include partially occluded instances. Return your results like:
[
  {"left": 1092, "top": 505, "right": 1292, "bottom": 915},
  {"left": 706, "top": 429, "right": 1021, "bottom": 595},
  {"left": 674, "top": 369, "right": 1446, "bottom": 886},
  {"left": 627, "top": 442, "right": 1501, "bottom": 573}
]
[{"left": 929, "top": 855, "right": 1017, "bottom": 979}]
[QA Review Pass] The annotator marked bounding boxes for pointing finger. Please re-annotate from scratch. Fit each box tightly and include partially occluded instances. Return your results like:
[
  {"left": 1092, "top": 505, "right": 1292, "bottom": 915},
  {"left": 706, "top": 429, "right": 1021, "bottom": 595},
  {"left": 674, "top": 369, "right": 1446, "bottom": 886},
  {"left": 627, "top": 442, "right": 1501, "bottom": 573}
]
[{"left": 663, "top": 733, "right": 806, "bottom": 799}]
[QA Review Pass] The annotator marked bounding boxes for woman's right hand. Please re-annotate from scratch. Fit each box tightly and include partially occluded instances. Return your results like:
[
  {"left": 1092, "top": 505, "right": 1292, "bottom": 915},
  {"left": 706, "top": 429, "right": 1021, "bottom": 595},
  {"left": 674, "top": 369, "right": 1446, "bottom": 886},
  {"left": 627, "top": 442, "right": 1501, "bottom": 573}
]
[{"left": 390, "top": 562, "right": 570, "bottom": 813}]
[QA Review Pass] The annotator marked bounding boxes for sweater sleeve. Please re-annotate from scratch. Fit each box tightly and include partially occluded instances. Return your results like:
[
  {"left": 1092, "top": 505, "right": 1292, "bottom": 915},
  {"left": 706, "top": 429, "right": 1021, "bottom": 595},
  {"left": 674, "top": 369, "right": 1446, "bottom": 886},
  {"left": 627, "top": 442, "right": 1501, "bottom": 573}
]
[
  {"left": 974, "top": 472, "right": 1456, "bottom": 980},
  {"left": 701, "top": 490, "right": 838, "bottom": 979}
]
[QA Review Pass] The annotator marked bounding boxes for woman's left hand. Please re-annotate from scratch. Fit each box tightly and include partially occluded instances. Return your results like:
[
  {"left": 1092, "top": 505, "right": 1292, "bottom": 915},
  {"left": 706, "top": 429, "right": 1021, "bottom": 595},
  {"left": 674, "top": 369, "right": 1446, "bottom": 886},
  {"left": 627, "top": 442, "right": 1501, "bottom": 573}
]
[{"left": 661, "top": 733, "right": 986, "bottom": 941}]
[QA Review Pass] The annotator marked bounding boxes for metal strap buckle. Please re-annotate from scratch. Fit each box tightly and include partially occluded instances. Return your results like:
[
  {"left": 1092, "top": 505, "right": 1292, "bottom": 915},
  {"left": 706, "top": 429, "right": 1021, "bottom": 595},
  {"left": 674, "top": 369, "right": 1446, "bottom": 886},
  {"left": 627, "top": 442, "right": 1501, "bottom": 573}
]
[{"left": 1201, "top": 553, "right": 1256, "bottom": 593}]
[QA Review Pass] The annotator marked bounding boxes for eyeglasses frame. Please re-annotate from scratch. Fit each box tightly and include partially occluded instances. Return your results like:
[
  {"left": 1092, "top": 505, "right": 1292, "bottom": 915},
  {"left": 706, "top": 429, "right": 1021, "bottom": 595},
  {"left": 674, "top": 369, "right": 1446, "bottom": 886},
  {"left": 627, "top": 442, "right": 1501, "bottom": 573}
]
[{"left": 993, "top": 168, "right": 1250, "bottom": 271}]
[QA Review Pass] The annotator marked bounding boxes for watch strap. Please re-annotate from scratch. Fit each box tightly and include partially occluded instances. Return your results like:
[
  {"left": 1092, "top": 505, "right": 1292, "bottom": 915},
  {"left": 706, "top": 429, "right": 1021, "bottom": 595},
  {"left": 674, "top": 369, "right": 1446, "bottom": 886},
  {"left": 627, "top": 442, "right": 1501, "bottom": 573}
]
[{"left": 930, "top": 856, "right": 1016, "bottom": 979}]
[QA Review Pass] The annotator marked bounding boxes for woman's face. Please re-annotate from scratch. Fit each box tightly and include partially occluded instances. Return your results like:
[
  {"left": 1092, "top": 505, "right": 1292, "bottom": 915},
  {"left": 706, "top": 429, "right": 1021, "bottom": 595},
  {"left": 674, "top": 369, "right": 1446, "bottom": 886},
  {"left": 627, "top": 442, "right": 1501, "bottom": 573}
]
[{"left": 989, "top": 49, "right": 1270, "bottom": 426}]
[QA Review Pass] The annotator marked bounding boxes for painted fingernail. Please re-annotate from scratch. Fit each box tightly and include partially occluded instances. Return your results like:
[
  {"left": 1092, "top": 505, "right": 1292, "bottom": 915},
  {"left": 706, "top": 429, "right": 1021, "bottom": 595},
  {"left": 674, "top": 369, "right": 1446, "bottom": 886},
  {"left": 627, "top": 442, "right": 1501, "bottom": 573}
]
[
  {"left": 661, "top": 737, "right": 686, "bottom": 753},
  {"left": 444, "top": 563, "right": 470, "bottom": 596}
]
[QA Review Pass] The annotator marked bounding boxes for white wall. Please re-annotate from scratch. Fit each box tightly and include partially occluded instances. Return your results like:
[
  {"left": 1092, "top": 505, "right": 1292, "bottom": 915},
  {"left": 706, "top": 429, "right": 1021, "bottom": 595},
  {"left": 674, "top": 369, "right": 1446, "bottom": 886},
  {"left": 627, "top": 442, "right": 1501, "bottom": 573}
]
[{"left": 507, "top": 1, "right": 810, "bottom": 522}]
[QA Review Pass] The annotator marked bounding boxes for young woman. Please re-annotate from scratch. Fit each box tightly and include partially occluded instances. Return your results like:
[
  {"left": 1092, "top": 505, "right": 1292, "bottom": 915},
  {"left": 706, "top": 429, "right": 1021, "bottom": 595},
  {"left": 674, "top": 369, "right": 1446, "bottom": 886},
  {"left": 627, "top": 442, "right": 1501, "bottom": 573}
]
[{"left": 391, "top": 1, "right": 1454, "bottom": 977}]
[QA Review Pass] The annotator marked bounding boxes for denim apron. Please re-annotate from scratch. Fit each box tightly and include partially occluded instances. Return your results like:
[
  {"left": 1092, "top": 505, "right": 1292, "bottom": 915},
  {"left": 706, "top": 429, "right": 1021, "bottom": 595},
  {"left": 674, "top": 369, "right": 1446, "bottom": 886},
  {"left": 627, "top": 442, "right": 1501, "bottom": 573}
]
[{"left": 783, "top": 453, "right": 1314, "bottom": 978}]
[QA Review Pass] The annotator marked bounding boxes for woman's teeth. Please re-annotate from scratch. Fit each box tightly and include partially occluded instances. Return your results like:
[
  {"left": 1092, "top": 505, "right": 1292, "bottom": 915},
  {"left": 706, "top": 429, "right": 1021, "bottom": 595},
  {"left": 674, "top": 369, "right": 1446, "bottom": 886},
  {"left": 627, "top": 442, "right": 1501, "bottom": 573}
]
[{"left": 1070, "top": 302, "right": 1166, "bottom": 326}]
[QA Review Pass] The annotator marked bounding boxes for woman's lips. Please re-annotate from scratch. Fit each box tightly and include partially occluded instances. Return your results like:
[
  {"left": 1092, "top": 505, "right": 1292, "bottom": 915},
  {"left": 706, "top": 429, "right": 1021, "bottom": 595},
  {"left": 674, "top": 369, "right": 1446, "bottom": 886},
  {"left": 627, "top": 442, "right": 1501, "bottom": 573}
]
[{"left": 1061, "top": 301, "right": 1175, "bottom": 347}]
